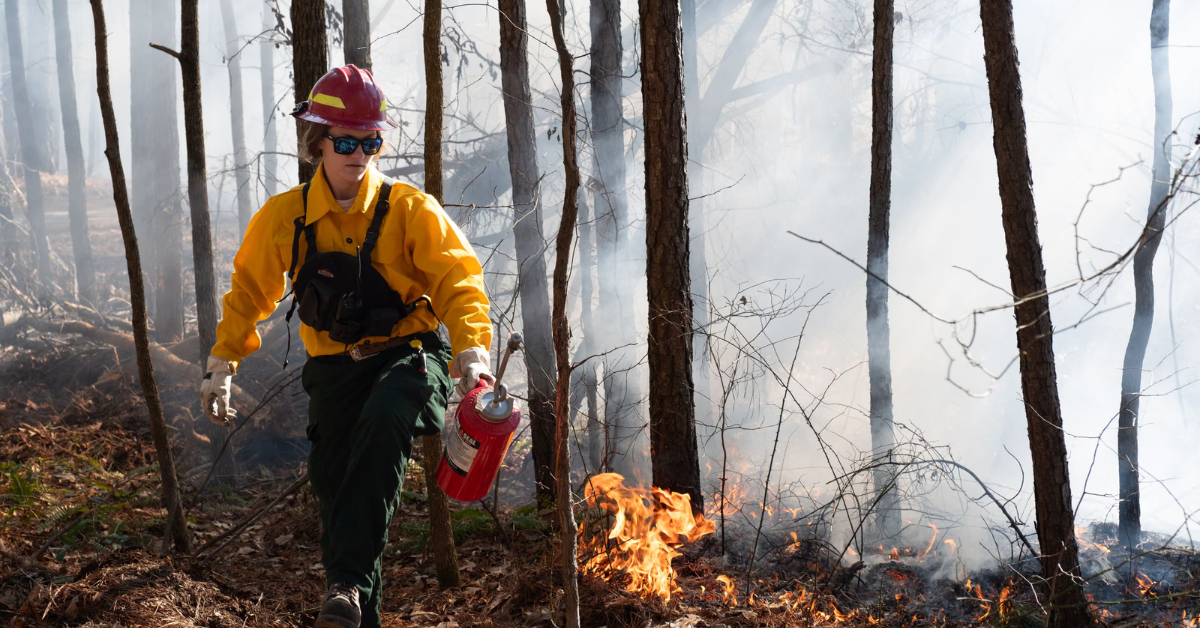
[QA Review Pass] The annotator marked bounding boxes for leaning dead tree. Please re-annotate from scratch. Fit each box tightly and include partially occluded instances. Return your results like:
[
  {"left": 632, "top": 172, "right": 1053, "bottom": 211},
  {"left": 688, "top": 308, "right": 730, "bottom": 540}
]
[
  {"left": 51, "top": 0, "right": 95, "bottom": 305},
  {"left": 546, "top": 1, "right": 582, "bottom": 624},
  {"left": 641, "top": 0, "right": 703, "bottom": 513},
  {"left": 89, "top": 0, "right": 190, "bottom": 554},
  {"left": 291, "top": 0, "right": 327, "bottom": 184},
  {"left": 866, "top": 0, "right": 899, "bottom": 541},
  {"left": 1118, "top": 0, "right": 1172, "bottom": 551},
  {"left": 498, "top": 0, "right": 558, "bottom": 508},
  {"left": 5, "top": 0, "right": 53, "bottom": 287},
  {"left": 423, "top": 0, "right": 461, "bottom": 590},
  {"left": 978, "top": 1, "right": 1092, "bottom": 626}
]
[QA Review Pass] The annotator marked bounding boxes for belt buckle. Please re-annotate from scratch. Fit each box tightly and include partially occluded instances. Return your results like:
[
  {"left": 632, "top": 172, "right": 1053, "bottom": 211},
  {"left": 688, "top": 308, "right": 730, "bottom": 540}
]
[{"left": 350, "top": 343, "right": 373, "bottom": 361}]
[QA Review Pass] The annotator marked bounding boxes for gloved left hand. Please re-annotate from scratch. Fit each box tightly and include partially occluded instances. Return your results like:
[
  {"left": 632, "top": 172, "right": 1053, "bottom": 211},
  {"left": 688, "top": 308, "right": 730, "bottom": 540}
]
[
  {"left": 200, "top": 356, "right": 237, "bottom": 426},
  {"left": 450, "top": 347, "right": 495, "bottom": 397}
]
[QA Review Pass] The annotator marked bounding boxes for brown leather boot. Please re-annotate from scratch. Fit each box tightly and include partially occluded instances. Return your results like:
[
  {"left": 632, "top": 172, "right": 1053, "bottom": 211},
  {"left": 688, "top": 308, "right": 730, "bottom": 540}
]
[{"left": 315, "top": 582, "right": 361, "bottom": 628}]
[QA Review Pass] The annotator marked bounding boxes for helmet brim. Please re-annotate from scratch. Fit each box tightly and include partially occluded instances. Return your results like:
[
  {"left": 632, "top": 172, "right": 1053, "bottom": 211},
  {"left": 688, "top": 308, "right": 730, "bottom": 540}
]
[{"left": 293, "top": 108, "right": 398, "bottom": 131}]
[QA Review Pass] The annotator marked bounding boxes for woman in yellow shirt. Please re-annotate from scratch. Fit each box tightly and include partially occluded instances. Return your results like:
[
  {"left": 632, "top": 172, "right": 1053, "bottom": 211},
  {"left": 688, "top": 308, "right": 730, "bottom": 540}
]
[{"left": 199, "top": 65, "right": 492, "bottom": 628}]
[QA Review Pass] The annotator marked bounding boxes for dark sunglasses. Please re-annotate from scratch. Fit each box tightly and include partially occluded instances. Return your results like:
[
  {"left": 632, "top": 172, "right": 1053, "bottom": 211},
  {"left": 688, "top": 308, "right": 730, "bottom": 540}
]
[{"left": 325, "top": 133, "right": 384, "bottom": 156}]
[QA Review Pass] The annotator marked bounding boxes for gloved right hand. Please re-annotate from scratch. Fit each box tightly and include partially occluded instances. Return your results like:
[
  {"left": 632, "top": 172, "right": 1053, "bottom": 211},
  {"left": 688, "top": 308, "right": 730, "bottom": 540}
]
[{"left": 200, "top": 356, "right": 237, "bottom": 426}]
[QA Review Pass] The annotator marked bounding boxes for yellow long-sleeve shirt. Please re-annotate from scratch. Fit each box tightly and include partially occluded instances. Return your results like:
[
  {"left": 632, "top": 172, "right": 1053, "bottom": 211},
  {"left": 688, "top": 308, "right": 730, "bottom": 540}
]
[{"left": 212, "top": 164, "right": 492, "bottom": 371}]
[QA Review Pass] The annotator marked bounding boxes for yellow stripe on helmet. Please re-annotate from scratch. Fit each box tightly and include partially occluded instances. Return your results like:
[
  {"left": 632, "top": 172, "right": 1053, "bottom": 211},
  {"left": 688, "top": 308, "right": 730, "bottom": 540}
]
[{"left": 311, "top": 93, "right": 346, "bottom": 109}]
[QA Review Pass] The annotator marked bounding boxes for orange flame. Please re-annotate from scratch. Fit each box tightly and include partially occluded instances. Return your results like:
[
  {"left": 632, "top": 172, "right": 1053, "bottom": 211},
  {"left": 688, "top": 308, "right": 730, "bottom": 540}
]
[
  {"left": 918, "top": 524, "right": 939, "bottom": 561},
  {"left": 889, "top": 547, "right": 900, "bottom": 560},
  {"left": 579, "top": 473, "right": 715, "bottom": 601},
  {"left": 715, "top": 575, "right": 738, "bottom": 606}
]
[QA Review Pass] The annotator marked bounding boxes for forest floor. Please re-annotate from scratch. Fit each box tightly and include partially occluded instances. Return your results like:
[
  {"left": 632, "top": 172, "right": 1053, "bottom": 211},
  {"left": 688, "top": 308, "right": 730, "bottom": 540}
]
[{"left": 2, "top": 179, "right": 1199, "bottom": 627}]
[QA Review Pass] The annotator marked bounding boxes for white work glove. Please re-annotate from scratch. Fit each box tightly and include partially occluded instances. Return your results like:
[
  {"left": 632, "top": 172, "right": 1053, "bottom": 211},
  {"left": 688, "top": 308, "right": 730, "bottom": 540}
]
[
  {"left": 200, "top": 356, "right": 237, "bottom": 426},
  {"left": 450, "top": 347, "right": 495, "bottom": 398}
]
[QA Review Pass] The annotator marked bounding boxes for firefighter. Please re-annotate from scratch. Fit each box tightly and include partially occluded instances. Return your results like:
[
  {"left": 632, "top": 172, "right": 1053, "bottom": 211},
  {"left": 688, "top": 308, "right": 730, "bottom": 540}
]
[{"left": 199, "top": 65, "right": 493, "bottom": 628}]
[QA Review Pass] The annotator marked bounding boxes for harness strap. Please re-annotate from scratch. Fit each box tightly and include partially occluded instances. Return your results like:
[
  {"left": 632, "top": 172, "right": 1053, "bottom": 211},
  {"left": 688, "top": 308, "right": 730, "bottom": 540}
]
[
  {"left": 286, "top": 182, "right": 312, "bottom": 284},
  {"left": 359, "top": 179, "right": 394, "bottom": 261}
]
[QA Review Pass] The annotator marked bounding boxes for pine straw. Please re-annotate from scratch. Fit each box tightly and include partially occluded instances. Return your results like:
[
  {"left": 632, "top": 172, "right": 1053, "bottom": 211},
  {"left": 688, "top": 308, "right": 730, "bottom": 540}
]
[{"left": 10, "top": 550, "right": 283, "bottom": 627}]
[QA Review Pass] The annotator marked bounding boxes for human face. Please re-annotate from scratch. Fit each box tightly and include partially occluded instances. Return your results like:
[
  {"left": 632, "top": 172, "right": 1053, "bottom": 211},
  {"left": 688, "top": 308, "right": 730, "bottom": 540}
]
[{"left": 320, "top": 126, "right": 381, "bottom": 196}]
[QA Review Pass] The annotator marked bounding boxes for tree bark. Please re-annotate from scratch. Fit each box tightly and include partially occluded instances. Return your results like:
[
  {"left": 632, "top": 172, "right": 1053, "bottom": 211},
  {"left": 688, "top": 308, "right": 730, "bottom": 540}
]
[
  {"left": 978, "top": 1, "right": 1092, "bottom": 625},
  {"left": 546, "top": 1, "right": 581, "bottom": 623},
  {"left": 867, "top": 0, "right": 899, "bottom": 541},
  {"left": 640, "top": 0, "right": 702, "bottom": 514},
  {"left": 1118, "top": 0, "right": 1171, "bottom": 551},
  {"left": 343, "top": 0, "right": 371, "bottom": 71},
  {"left": 422, "top": 0, "right": 460, "bottom": 589},
  {"left": 589, "top": 0, "right": 641, "bottom": 476},
  {"left": 291, "top": 0, "right": 327, "bottom": 185},
  {"left": 89, "top": 0, "right": 190, "bottom": 553},
  {"left": 5, "top": 0, "right": 53, "bottom": 286},
  {"left": 218, "top": 0, "right": 254, "bottom": 237},
  {"left": 498, "top": 0, "right": 559, "bottom": 508},
  {"left": 260, "top": 1, "right": 278, "bottom": 196},
  {"left": 51, "top": 0, "right": 95, "bottom": 305}
]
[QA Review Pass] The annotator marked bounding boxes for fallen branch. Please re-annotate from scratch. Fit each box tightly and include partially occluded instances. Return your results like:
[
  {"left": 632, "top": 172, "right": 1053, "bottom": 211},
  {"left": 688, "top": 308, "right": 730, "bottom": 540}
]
[{"left": 193, "top": 471, "right": 308, "bottom": 561}]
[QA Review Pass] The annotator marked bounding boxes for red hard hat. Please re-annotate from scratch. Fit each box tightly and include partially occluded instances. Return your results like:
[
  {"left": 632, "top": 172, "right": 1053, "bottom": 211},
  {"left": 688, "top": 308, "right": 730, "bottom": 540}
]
[{"left": 291, "top": 64, "right": 397, "bottom": 130}]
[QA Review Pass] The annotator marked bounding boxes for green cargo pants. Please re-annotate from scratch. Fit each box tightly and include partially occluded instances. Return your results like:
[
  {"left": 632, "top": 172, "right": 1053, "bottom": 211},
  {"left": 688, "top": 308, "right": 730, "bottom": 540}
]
[{"left": 302, "top": 331, "right": 452, "bottom": 628}]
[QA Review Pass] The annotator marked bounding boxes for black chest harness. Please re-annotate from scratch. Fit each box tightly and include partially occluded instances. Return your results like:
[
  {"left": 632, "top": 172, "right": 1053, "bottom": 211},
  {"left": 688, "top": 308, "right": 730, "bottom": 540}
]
[{"left": 282, "top": 179, "right": 430, "bottom": 353}]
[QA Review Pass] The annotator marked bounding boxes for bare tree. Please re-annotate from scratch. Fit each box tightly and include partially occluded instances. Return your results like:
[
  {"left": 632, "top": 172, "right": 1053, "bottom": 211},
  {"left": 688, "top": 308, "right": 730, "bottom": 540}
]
[
  {"left": 88, "top": 0, "right": 190, "bottom": 553},
  {"left": 589, "top": 0, "right": 641, "bottom": 476},
  {"left": 1117, "top": 0, "right": 1171, "bottom": 550},
  {"left": 130, "top": 0, "right": 185, "bottom": 342},
  {"left": 218, "top": 0, "right": 254, "bottom": 236},
  {"left": 546, "top": 1, "right": 581, "bottom": 622},
  {"left": 51, "top": 0, "right": 95, "bottom": 304},
  {"left": 978, "top": 1, "right": 1092, "bottom": 625},
  {"left": 343, "top": 0, "right": 371, "bottom": 71},
  {"left": 498, "top": 0, "right": 558, "bottom": 508},
  {"left": 4, "top": 0, "right": 52, "bottom": 286},
  {"left": 641, "top": 0, "right": 702, "bottom": 513},
  {"left": 423, "top": 0, "right": 461, "bottom": 589},
  {"left": 260, "top": 0, "right": 278, "bottom": 196},
  {"left": 291, "top": 0, "right": 327, "bottom": 184},
  {"left": 867, "top": 0, "right": 899, "bottom": 541},
  {"left": 151, "top": 0, "right": 219, "bottom": 369}
]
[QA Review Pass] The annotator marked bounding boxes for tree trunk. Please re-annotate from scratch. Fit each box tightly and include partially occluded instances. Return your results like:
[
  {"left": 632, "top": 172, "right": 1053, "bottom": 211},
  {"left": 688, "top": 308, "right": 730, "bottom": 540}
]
[
  {"left": 131, "top": 0, "right": 185, "bottom": 342},
  {"left": 498, "top": 0, "right": 559, "bottom": 509},
  {"left": 89, "top": 0, "right": 190, "bottom": 553},
  {"left": 680, "top": 0, "right": 713, "bottom": 449},
  {"left": 546, "top": 2, "right": 581, "bottom": 623},
  {"left": 579, "top": 194, "right": 602, "bottom": 474},
  {"left": 343, "top": 0, "right": 371, "bottom": 71},
  {"left": 422, "top": 0, "right": 460, "bottom": 589},
  {"left": 978, "top": 2, "right": 1092, "bottom": 626},
  {"left": 291, "top": 0, "right": 327, "bottom": 185},
  {"left": 640, "top": 0, "right": 702, "bottom": 514},
  {"left": 51, "top": 0, "right": 95, "bottom": 305},
  {"left": 589, "top": 0, "right": 641, "bottom": 476},
  {"left": 867, "top": 0, "right": 899, "bottom": 542},
  {"left": 421, "top": 434, "right": 460, "bottom": 587},
  {"left": 1118, "top": 0, "right": 1171, "bottom": 551},
  {"left": 261, "top": 1, "right": 278, "bottom": 196},
  {"left": 218, "top": 0, "right": 254, "bottom": 237},
  {"left": 5, "top": 0, "right": 53, "bottom": 287}
]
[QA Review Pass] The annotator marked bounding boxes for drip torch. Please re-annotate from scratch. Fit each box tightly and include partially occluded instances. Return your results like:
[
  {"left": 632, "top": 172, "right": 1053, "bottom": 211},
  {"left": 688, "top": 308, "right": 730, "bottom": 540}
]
[{"left": 436, "top": 333, "right": 523, "bottom": 502}]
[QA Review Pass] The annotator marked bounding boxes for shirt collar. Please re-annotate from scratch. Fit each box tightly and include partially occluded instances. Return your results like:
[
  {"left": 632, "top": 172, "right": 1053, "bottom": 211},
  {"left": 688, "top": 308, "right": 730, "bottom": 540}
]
[{"left": 303, "top": 164, "right": 382, "bottom": 225}]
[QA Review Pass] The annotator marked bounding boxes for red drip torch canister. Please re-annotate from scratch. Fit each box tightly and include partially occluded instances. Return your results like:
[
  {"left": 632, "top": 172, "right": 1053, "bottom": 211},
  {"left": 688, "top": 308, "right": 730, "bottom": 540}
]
[{"left": 437, "top": 333, "right": 523, "bottom": 502}]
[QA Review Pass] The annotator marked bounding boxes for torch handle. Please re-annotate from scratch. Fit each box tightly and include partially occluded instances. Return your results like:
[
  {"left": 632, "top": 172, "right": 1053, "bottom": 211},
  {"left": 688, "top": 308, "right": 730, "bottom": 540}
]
[{"left": 490, "top": 333, "right": 523, "bottom": 404}]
